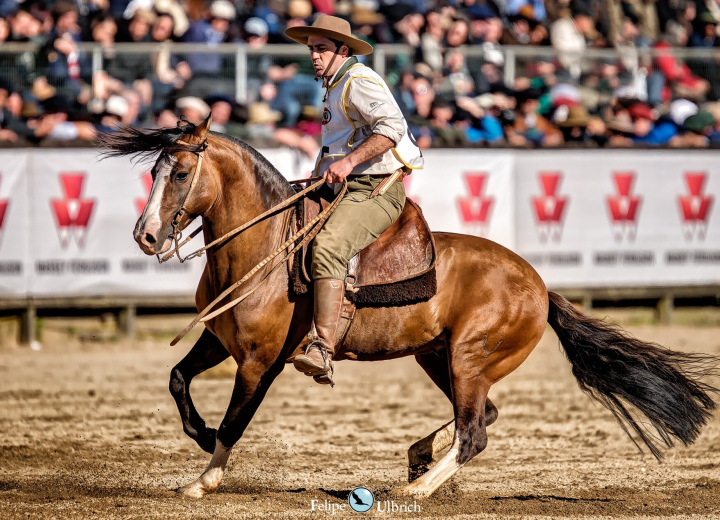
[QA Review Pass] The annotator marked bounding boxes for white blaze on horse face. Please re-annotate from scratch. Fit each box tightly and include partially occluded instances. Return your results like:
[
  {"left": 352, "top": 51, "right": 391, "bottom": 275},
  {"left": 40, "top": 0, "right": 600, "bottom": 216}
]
[{"left": 142, "top": 156, "right": 176, "bottom": 238}]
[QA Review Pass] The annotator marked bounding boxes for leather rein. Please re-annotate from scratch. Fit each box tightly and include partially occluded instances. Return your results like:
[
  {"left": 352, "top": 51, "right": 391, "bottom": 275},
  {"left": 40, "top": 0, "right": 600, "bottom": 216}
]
[{"left": 158, "top": 137, "right": 347, "bottom": 345}]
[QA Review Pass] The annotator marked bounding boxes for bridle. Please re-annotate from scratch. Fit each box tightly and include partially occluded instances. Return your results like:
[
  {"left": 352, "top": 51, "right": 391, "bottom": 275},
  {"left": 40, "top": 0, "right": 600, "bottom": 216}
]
[
  {"left": 160, "top": 136, "right": 209, "bottom": 264},
  {"left": 149, "top": 134, "right": 348, "bottom": 345}
]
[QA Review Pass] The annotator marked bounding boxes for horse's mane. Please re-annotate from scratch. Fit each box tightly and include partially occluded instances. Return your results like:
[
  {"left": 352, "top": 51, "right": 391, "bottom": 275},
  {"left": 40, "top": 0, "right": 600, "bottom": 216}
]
[
  {"left": 97, "top": 119, "right": 207, "bottom": 163},
  {"left": 97, "top": 120, "right": 296, "bottom": 206}
]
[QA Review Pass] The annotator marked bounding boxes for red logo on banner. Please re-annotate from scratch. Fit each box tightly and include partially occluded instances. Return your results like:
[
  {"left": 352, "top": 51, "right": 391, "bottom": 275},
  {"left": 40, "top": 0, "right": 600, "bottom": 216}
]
[
  {"left": 135, "top": 172, "right": 153, "bottom": 216},
  {"left": 457, "top": 172, "right": 493, "bottom": 236},
  {"left": 532, "top": 172, "right": 568, "bottom": 242},
  {"left": 402, "top": 175, "right": 420, "bottom": 205},
  {"left": 679, "top": 172, "right": 713, "bottom": 240},
  {"left": 606, "top": 172, "right": 641, "bottom": 242},
  {"left": 0, "top": 173, "right": 8, "bottom": 232},
  {"left": 0, "top": 173, "right": 9, "bottom": 250},
  {"left": 50, "top": 173, "right": 95, "bottom": 248}
]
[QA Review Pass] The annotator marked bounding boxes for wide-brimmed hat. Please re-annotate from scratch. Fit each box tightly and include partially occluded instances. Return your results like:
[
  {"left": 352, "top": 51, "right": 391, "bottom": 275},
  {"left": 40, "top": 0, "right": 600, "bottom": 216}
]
[
  {"left": 176, "top": 96, "right": 211, "bottom": 119},
  {"left": 105, "top": 95, "right": 129, "bottom": 118},
  {"left": 606, "top": 111, "right": 635, "bottom": 133},
  {"left": 209, "top": 0, "right": 236, "bottom": 21},
  {"left": 556, "top": 104, "right": 590, "bottom": 127},
  {"left": 285, "top": 14, "right": 373, "bottom": 55},
  {"left": 247, "top": 102, "right": 282, "bottom": 124}
]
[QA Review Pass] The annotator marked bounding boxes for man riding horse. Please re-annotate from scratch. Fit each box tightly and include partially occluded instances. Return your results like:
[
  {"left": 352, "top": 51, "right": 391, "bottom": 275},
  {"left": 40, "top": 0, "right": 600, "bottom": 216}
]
[{"left": 285, "top": 15, "right": 424, "bottom": 385}]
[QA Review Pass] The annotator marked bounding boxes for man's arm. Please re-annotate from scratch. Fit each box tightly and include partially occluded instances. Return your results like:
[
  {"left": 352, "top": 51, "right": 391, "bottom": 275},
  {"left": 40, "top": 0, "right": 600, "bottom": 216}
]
[
  {"left": 324, "top": 134, "right": 394, "bottom": 182},
  {"left": 324, "top": 76, "right": 404, "bottom": 183}
]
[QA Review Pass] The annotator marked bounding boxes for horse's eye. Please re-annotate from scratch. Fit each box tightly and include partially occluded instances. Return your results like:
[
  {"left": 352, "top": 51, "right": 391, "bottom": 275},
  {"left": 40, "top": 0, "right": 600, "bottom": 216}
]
[{"left": 175, "top": 171, "right": 189, "bottom": 181}]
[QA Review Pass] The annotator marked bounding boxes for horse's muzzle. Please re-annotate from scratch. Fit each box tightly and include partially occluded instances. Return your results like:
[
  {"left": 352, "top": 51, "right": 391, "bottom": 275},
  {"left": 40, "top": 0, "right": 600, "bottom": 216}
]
[{"left": 134, "top": 219, "right": 172, "bottom": 255}]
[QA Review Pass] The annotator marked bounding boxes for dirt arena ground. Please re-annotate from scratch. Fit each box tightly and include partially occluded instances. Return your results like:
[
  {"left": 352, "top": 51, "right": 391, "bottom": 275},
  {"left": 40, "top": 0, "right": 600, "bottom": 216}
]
[{"left": 0, "top": 311, "right": 719, "bottom": 519}]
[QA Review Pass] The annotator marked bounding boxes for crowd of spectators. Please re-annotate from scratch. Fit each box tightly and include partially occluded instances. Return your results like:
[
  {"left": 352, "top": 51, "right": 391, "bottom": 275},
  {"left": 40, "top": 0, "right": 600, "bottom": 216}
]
[{"left": 2, "top": 0, "right": 720, "bottom": 149}]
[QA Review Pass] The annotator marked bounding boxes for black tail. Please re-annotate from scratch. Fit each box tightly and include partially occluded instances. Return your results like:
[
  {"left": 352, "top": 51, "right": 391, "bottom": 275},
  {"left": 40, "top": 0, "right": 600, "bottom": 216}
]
[{"left": 547, "top": 291, "right": 719, "bottom": 460}]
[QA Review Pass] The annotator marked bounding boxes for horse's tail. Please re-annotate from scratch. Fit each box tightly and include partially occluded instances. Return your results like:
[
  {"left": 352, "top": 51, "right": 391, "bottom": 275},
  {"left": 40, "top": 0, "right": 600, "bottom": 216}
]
[{"left": 546, "top": 291, "right": 719, "bottom": 460}]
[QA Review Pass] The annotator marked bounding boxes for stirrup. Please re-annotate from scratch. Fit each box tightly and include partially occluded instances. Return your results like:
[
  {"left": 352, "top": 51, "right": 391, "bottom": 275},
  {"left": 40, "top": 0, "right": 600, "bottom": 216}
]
[
  {"left": 313, "top": 364, "right": 334, "bottom": 387},
  {"left": 293, "top": 343, "right": 330, "bottom": 371},
  {"left": 294, "top": 343, "right": 334, "bottom": 387}
]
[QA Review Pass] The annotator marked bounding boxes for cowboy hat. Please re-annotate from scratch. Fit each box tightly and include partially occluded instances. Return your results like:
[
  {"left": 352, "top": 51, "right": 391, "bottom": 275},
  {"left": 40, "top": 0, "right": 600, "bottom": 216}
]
[
  {"left": 285, "top": 14, "right": 373, "bottom": 55},
  {"left": 247, "top": 102, "right": 283, "bottom": 124},
  {"left": 556, "top": 104, "right": 590, "bottom": 127},
  {"left": 606, "top": 111, "right": 635, "bottom": 134}
]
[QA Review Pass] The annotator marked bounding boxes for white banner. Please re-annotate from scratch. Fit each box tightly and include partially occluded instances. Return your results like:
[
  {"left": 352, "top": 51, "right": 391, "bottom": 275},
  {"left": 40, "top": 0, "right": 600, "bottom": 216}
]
[
  {"left": 1, "top": 148, "right": 718, "bottom": 299},
  {"left": 402, "top": 150, "right": 516, "bottom": 250},
  {"left": 29, "top": 150, "right": 207, "bottom": 297},
  {"left": 515, "top": 151, "right": 720, "bottom": 288},
  {"left": 0, "top": 151, "right": 30, "bottom": 298}
]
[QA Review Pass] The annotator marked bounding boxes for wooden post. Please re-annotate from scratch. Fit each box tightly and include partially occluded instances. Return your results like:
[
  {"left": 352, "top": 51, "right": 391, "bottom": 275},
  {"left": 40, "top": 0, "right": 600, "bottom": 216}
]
[
  {"left": 19, "top": 304, "right": 36, "bottom": 345},
  {"left": 656, "top": 293, "right": 674, "bottom": 325},
  {"left": 117, "top": 304, "right": 136, "bottom": 339},
  {"left": 582, "top": 292, "right": 593, "bottom": 311}
]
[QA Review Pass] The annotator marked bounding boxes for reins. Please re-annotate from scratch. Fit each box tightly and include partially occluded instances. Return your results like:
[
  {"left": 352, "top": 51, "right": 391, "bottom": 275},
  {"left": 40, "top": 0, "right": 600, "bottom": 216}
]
[
  {"left": 159, "top": 175, "right": 326, "bottom": 264},
  {"left": 159, "top": 136, "right": 346, "bottom": 345},
  {"left": 170, "top": 178, "right": 347, "bottom": 345}
]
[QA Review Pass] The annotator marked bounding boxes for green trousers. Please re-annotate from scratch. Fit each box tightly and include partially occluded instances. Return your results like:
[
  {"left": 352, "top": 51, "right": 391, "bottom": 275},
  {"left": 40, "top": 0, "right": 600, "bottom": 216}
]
[{"left": 312, "top": 175, "right": 406, "bottom": 280}]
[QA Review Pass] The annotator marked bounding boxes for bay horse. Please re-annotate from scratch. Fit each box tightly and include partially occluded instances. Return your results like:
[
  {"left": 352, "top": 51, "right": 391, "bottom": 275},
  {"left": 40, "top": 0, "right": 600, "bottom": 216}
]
[{"left": 99, "top": 116, "right": 718, "bottom": 499}]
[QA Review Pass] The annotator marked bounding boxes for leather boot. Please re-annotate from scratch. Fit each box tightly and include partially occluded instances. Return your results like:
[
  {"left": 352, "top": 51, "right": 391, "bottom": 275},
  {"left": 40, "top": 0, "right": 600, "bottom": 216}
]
[{"left": 293, "top": 278, "right": 345, "bottom": 386}]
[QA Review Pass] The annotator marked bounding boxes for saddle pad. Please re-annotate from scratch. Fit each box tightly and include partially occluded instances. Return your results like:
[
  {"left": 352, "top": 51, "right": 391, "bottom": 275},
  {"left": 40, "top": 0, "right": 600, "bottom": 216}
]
[{"left": 290, "top": 189, "right": 437, "bottom": 307}]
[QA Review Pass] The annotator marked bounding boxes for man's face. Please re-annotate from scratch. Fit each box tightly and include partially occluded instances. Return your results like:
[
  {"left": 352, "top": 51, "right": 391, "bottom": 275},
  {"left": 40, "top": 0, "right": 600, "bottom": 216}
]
[
  {"left": 211, "top": 101, "right": 232, "bottom": 124},
  {"left": 182, "top": 107, "right": 204, "bottom": 124},
  {"left": 485, "top": 18, "right": 503, "bottom": 43},
  {"left": 633, "top": 116, "right": 652, "bottom": 137},
  {"left": 308, "top": 35, "right": 347, "bottom": 77},
  {"left": 211, "top": 16, "right": 229, "bottom": 33},
  {"left": 57, "top": 10, "right": 78, "bottom": 34},
  {"left": 129, "top": 18, "right": 150, "bottom": 41},
  {"left": 152, "top": 15, "right": 174, "bottom": 42},
  {"left": 446, "top": 20, "right": 468, "bottom": 46}
]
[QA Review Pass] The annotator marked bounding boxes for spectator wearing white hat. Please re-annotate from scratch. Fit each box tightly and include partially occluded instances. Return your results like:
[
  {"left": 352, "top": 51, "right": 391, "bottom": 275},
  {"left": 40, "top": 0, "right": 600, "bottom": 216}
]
[
  {"left": 176, "top": 96, "right": 211, "bottom": 124},
  {"left": 96, "top": 94, "right": 129, "bottom": 133}
]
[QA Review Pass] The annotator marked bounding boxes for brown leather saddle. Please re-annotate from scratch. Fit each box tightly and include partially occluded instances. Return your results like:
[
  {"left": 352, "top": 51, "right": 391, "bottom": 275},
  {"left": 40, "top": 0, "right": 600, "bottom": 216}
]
[{"left": 289, "top": 184, "right": 437, "bottom": 307}]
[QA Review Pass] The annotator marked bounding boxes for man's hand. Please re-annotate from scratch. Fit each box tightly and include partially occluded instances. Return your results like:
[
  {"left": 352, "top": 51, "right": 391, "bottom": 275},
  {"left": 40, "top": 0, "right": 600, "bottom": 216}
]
[{"left": 324, "top": 158, "right": 354, "bottom": 183}]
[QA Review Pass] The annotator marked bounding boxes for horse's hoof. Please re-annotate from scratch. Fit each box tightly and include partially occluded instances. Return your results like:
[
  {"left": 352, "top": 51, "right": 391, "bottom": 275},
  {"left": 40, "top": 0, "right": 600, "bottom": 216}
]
[
  {"left": 178, "top": 480, "right": 207, "bottom": 499},
  {"left": 395, "top": 484, "right": 429, "bottom": 499}
]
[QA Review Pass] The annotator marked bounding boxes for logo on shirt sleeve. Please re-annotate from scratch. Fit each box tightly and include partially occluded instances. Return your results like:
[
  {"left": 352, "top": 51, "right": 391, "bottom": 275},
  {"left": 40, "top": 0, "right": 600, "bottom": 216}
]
[{"left": 368, "top": 101, "right": 384, "bottom": 112}]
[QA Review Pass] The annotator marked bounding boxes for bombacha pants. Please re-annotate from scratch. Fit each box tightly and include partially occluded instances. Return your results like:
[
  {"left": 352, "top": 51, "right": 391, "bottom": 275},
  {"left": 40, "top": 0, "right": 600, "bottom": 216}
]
[{"left": 311, "top": 175, "right": 406, "bottom": 280}]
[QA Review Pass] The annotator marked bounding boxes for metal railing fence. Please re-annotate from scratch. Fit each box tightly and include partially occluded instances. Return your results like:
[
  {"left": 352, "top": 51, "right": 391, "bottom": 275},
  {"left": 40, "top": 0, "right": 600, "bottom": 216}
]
[{"left": 3, "top": 42, "right": 720, "bottom": 103}]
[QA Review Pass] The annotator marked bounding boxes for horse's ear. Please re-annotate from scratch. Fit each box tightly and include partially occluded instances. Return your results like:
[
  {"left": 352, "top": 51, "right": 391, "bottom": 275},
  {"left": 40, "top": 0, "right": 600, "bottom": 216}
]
[{"left": 195, "top": 112, "right": 212, "bottom": 140}]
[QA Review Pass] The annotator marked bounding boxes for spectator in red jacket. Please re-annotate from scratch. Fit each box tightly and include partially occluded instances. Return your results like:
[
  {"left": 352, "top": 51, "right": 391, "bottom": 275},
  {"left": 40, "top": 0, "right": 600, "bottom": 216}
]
[{"left": 653, "top": 22, "right": 710, "bottom": 102}]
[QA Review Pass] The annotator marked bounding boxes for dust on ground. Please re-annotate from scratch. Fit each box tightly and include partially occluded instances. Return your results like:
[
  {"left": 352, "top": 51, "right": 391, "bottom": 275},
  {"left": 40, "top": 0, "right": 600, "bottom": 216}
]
[{"left": 0, "top": 312, "right": 719, "bottom": 519}]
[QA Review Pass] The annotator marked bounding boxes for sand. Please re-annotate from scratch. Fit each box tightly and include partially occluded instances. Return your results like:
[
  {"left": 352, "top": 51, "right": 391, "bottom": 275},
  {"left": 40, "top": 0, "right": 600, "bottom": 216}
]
[{"left": 0, "top": 316, "right": 718, "bottom": 519}]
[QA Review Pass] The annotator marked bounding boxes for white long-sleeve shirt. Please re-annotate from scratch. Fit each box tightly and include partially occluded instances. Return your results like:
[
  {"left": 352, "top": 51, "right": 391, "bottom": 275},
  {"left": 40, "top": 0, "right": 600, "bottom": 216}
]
[{"left": 315, "top": 59, "right": 423, "bottom": 177}]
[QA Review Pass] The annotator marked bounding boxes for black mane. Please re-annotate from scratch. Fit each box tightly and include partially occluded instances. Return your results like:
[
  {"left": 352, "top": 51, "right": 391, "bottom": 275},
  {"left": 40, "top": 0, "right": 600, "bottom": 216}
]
[{"left": 97, "top": 121, "right": 296, "bottom": 207}]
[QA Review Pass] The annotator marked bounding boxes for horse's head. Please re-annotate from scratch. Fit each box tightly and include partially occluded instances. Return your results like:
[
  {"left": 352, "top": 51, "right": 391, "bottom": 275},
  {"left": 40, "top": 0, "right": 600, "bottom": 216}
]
[
  {"left": 135, "top": 117, "right": 218, "bottom": 255},
  {"left": 99, "top": 115, "right": 221, "bottom": 256}
]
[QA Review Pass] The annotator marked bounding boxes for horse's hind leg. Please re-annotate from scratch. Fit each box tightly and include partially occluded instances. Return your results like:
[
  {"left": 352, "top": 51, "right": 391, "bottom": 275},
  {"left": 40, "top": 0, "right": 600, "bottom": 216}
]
[
  {"left": 415, "top": 350, "right": 499, "bottom": 424},
  {"left": 408, "top": 419, "right": 455, "bottom": 483},
  {"left": 169, "top": 329, "right": 230, "bottom": 453},
  {"left": 408, "top": 351, "right": 497, "bottom": 483},
  {"left": 400, "top": 348, "right": 490, "bottom": 497}
]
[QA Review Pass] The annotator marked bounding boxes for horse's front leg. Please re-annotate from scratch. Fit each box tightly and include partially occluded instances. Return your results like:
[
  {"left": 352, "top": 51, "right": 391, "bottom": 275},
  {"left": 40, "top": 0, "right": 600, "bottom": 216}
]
[
  {"left": 170, "top": 329, "right": 230, "bottom": 453},
  {"left": 178, "top": 355, "right": 285, "bottom": 498}
]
